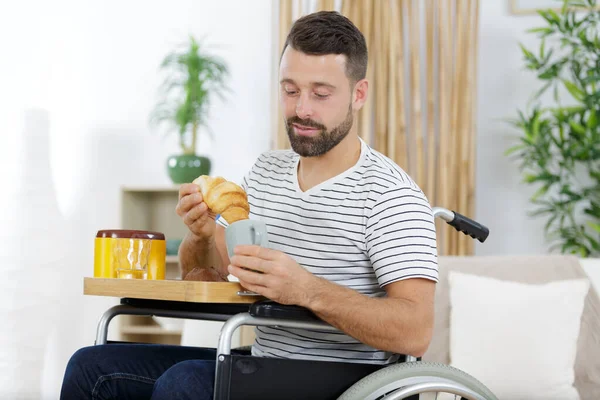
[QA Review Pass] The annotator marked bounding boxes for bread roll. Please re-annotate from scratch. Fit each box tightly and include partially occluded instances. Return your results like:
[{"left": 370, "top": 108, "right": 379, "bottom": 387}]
[{"left": 192, "top": 175, "right": 250, "bottom": 224}]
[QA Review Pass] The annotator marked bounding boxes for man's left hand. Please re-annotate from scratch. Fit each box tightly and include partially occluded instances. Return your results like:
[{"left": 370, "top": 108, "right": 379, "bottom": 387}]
[{"left": 227, "top": 245, "right": 320, "bottom": 306}]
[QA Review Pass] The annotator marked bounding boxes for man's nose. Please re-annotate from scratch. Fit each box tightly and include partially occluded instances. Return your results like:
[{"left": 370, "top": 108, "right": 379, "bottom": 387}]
[{"left": 295, "top": 96, "right": 313, "bottom": 119}]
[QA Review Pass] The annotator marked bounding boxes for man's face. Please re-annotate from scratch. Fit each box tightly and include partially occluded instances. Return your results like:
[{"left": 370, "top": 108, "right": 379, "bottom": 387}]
[{"left": 279, "top": 47, "right": 356, "bottom": 157}]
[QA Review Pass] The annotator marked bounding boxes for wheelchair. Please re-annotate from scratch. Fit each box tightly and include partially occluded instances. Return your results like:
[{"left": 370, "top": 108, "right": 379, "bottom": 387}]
[{"left": 94, "top": 206, "right": 497, "bottom": 400}]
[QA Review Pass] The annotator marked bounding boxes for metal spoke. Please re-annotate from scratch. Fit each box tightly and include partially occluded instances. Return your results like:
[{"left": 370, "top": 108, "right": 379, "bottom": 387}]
[{"left": 376, "top": 390, "right": 481, "bottom": 400}]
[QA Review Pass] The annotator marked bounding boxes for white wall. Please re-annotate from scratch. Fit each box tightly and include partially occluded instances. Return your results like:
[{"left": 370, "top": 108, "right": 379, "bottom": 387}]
[
  {"left": 0, "top": 0, "right": 576, "bottom": 399},
  {"left": 474, "top": 2, "right": 551, "bottom": 256},
  {"left": 2, "top": 0, "right": 273, "bottom": 398}
]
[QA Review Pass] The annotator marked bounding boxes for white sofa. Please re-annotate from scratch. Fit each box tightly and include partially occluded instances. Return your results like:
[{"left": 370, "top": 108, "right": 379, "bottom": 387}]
[{"left": 423, "top": 255, "right": 600, "bottom": 400}]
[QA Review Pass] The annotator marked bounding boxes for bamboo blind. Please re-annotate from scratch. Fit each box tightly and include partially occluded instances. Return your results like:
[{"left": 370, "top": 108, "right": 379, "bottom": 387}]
[{"left": 272, "top": 0, "right": 480, "bottom": 256}]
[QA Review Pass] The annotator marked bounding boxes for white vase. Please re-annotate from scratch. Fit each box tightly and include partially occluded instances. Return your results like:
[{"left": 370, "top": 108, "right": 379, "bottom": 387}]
[{"left": 0, "top": 109, "right": 65, "bottom": 399}]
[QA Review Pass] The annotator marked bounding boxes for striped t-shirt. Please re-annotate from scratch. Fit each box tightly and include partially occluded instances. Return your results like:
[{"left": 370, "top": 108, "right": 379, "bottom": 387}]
[{"left": 218, "top": 138, "right": 438, "bottom": 364}]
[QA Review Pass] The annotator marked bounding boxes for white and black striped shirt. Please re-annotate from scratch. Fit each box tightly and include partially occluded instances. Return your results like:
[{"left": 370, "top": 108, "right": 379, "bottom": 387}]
[{"left": 218, "top": 138, "right": 438, "bottom": 364}]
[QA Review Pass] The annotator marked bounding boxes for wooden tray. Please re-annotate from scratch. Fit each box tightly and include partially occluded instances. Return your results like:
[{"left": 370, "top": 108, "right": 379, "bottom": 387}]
[{"left": 83, "top": 277, "right": 261, "bottom": 304}]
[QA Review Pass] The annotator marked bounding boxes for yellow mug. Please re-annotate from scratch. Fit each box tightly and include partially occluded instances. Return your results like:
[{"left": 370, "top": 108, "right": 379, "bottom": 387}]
[{"left": 94, "top": 230, "right": 166, "bottom": 279}]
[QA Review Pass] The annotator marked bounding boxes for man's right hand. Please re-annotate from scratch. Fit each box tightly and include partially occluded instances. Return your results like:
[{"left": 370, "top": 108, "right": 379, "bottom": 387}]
[{"left": 176, "top": 183, "right": 216, "bottom": 241}]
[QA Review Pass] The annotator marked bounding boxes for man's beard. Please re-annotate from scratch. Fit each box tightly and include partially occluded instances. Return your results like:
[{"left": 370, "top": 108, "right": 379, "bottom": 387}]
[{"left": 285, "top": 106, "right": 354, "bottom": 157}]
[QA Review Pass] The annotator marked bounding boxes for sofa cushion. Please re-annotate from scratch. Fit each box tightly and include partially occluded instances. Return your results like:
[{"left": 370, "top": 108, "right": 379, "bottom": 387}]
[
  {"left": 448, "top": 271, "right": 588, "bottom": 399},
  {"left": 422, "top": 255, "right": 600, "bottom": 400}
]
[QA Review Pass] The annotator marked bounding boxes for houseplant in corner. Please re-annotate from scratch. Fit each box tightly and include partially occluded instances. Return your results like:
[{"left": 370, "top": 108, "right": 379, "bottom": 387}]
[
  {"left": 150, "top": 35, "right": 229, "bottom": 184},
  {"left": 505, "top": 0, "right": 600, "bottom": 257}
]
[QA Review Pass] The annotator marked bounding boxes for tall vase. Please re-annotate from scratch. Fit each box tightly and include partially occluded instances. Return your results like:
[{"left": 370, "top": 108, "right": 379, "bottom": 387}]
[{"left": 0, "top": 109, "right": 65, "bottom": 399}]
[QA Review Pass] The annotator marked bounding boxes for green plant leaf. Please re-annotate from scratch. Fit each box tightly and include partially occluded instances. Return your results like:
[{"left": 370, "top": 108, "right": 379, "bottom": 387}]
[
  {"left": 544, "top": 213, "right": 559, "bottom": 233},
  {"left": 587, "top": 236, "right": 600, "bottom": 253},
  {"left": 519, "top": 43, "right": 538, "bottom": 63},
  {"left": 561, "top": 241, "right": 576, "bottom": 254},
  {"left": 528, "top": 206, "right": 555, "bottom": 217},
  {"left": 562, "top": 79, "right": 586, "bottom": 101},
  {"left": 587, "top": 109, "right": 598, "bottom": 129},
  {"left": 537, "top": 9, "right": 560, "bottom": 26},
  {"left": 540, "top": 37, "right": 546, "bottom": 59},
  {"left": 504, "top": 144, "right": 526, "bottom": 156},
  {"left": 549, "top": 8, "right": 562, "bottom": 21},
  {"left": 527, "top": 27, "right": 555, "bottom": 35},
  {"left": 538, "top": 69, "right": 555, "bottom": 80},
  {"left": 561, "top": 185, "right": 584, "bottom": 201},
  {"left": 560, "top": 105, "right": 586, "bottom": 114},
  {"left": 582, "top": 74, "right": 600, "bottom": 84},
  {"left": 524, "top": 171, "right": 559, "bottom": 183},
  {"left": 589, "top": 171, "right": 600, "bottom": 182},
  {"left": 589, "top": 221, "right": 600, "bottom": 233},
  {"left": 524, "top": 173, "right": 538, "bottom": 183},
  {"left": 532, "top": 112, "right": 542, "bottom": 139},
  {"left": 569, "top": 120, "right": 587, "bottom": 135},
  {"left": 531, "top": 184, "right": 551, "bottom": 201}
]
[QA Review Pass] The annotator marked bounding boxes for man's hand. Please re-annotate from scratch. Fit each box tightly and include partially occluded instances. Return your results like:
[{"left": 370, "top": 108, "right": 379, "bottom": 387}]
[
  {"left": 227, "top": 245, "right": 321, "bottom": 306},
  {"left": 176, "top": 184, "right": 230, "bottom": 281},
  {"left": 175, "top": 183, "right": 216, "bottom": 242}
]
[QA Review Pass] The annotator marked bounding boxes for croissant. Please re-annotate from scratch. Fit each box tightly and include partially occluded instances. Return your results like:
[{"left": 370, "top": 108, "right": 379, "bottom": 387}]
[{"left": 192, "top": 175, "right": 250, "bottom": 224}]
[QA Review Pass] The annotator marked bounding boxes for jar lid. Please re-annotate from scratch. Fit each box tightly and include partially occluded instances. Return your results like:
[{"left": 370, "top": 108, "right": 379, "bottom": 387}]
[{"left": 96, "top": 229, "right": 165, "bottom": 240}]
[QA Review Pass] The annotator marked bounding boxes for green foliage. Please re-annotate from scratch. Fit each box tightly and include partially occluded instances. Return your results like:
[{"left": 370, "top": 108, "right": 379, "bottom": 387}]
[
  {"left": 506, "top": 0, "right": 600, "bottom": 257},
  {"left": 150, "top": 35, "right": 229, "bottom": 155}
]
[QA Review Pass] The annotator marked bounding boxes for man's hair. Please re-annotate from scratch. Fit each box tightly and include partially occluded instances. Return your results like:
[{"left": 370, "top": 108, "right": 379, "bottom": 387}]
[{"left": 282, "top": 11, "right": 368, "bottom": 83}]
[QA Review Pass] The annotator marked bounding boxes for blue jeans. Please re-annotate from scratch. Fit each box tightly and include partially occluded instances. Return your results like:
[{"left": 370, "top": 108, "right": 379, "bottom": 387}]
[{"left": 60, "top": 343, "right": 221, "bottom": 400}]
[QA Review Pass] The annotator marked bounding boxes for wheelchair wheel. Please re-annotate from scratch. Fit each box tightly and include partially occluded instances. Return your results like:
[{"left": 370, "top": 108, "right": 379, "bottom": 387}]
[{"left": 337, "top": 361, "right": 498, "bottom": 400}]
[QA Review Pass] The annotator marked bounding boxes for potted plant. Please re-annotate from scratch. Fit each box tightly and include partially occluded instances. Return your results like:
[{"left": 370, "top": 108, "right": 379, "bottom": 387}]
[
  {"left": 150, "top": 35, "right": 229, "bottom": 184},
  {"left": 505, "top": 0, "right": 600, "bottom": 257}
]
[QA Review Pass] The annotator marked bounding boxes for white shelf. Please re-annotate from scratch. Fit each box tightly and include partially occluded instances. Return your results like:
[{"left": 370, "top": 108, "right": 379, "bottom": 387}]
[{"left": 119, "top": 186, "right": 185, "bottom": 343}]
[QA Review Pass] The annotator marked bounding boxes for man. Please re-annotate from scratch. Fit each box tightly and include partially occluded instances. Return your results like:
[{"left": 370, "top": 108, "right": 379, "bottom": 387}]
[{"left": 60, "top": 10, "right": 438, "bottom": 400}]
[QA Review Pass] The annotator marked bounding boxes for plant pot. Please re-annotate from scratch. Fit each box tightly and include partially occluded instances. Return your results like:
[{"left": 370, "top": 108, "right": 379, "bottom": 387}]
[{"left": 167, "top": 154, "right": 212, "bottom": 184}]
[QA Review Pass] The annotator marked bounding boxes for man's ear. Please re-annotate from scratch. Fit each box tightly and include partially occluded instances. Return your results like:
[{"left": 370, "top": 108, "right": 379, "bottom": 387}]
[{"left": 352, "top": 78, "right": 369, "bottom": 111}]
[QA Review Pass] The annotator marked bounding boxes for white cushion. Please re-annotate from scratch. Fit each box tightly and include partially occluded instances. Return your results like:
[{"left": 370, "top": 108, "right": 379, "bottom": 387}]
[{"left": 448, "top": 271, "right": 589, "bottom": 400}]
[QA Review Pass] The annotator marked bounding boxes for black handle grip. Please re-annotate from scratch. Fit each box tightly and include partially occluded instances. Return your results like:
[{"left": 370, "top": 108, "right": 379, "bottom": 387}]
[{"left": 448, "top": 211, "right": 490, "bottom": 243}]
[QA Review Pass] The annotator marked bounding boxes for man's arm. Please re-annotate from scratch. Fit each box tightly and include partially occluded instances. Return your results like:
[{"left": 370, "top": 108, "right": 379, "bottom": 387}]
[
  {"left": 179, "top": 224, "right": 231, "bottom": 281},
  {"left": 305, "top": 277, "right": 435, "bottom": 357},
  {"left": 227, "top": 246, "right": 436, "bottom": 357},
  {"left": 304, "top": 184, "right": 437, "bottom": 356}
]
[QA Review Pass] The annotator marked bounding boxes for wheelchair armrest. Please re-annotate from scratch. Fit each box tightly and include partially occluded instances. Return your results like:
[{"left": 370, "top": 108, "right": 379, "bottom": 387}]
[
  {"left": 249, "top": 300, "right": 320, "bottom": 322},
  {"left": 119, "top": 298, "right": 250, "bottom": 315}
]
